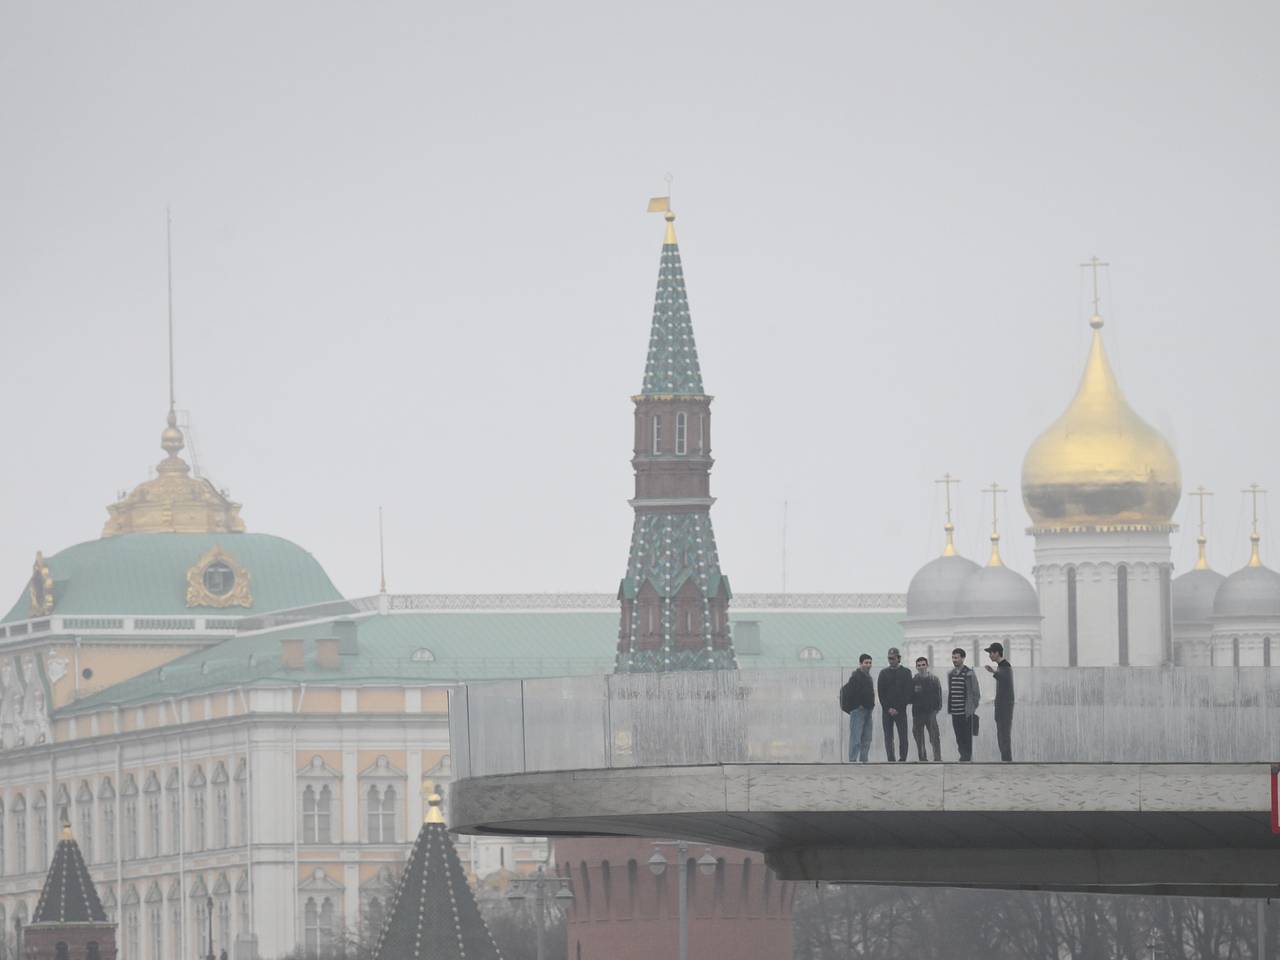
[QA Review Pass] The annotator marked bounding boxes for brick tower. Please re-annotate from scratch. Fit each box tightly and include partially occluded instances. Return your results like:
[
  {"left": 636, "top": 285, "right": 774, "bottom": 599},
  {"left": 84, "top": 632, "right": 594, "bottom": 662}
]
[
  {"left": 616, "top": 198, "right": 735, "bottom": 672},
  {"left": 23, "top": 825, "right": 117, "bottom": 960}
]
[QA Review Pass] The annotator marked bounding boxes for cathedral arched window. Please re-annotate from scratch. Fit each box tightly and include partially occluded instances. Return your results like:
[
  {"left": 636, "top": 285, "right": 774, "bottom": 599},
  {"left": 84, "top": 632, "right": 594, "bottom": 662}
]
[
  {"left": 1265, "top": 637, "right": 1272, "bottom": 668},
  {"left": 1232, "top": 636, "right": 1240, "bottom": 668},
  {"left": 676, "top": 412, "right": 687, "bottom": 455}
]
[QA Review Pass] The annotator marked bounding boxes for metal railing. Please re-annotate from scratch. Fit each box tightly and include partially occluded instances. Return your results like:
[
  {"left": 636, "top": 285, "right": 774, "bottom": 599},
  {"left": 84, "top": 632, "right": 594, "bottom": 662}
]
[{"left": 449, "top": 667, "right": 1280, "bottom": 778}]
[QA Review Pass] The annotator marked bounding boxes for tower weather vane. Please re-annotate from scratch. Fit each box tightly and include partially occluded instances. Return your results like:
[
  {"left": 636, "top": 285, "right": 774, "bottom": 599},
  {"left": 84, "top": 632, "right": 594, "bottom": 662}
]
[
  {"left": 982, "top": 481, "right": 1007, "bottom": 566},
  {"left": 1243, "top": 483, "right": 1267, "bottom": 567}
]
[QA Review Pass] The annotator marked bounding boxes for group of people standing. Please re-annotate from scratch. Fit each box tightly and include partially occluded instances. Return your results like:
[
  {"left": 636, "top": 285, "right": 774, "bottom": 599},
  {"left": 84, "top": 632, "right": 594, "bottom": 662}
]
[{"left": 839, "top": 643, "right": 1014, "bottom": 762}]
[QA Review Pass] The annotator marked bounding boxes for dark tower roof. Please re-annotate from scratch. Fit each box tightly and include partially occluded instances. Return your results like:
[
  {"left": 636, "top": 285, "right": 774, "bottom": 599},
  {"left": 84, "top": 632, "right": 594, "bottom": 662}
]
[
  {"left": 371, "top": 792, "right": 502, "bottom": 960},
  {"left": 640, "top": 212, "right": 704, "bottom": 397},
  {"left": 31, "top": 826, "right": 108, "bottom": 924}
]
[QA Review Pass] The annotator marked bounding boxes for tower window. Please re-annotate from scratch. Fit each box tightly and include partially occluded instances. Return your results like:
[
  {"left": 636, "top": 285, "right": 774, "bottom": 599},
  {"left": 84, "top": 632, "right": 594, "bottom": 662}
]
[
  {"left": 676, "top": 412, "right": 687, "bottom": 455},
  {"left": 698, "top": 415, "right": 705, "bottom": 453},
  {"left": 203, "top": 561, "right": 235, "bottom": 597},
  {"left": 652, "top": 415, "right": 662, "bottom": 455}
]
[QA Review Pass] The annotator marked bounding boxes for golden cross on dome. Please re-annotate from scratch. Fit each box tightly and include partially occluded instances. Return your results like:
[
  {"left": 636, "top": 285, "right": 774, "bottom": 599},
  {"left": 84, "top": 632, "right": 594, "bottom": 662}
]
[
  {"left": 982, "top": 482, "right": 1007, "bottom": 566},
  {"left": 1190, "top": 486, "right": 1214, "bottom": 570},
  {"left": 935, "top": 473, "right": 960, "bottom": 556},
  {"left": 1243, "top": 483, "right": 1267, "bottom": 567},
  {"left": 1080, "top": 256, "right": 1110, "bottom": 326}
]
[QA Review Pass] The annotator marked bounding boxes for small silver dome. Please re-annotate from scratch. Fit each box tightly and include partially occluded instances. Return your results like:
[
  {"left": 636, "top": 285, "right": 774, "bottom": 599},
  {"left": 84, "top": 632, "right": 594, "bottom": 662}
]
[
  {"left": 905, "top": 554, "right": 980, "bottom": 621},
  {"left": 1212, "top": 564, "right": 1280, "bottom": 620},
  {"left": 956, "top": 564, "right": 1039, "bottom": 619},
  {"left": 1172, "top": 567, "right": 1225, "bottom": 623}
]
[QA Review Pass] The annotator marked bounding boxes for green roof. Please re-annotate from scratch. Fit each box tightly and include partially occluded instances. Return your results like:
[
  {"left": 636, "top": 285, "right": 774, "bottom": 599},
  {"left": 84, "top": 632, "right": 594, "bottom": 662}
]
[
  {"left": 641, "top": 239, "right": 705, "bottom": 396},
  {"left": 5, "top": 532, "right": 341, "bottom": 623},
  {"left": 57, "top": 609, "right": 904, "bottom": 715}
]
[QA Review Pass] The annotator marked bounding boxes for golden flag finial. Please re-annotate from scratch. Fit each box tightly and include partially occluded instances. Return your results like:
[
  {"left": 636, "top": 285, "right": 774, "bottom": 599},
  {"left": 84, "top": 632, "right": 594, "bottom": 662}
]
[
  {"left": 1244, "top": 483, "right": 1267, "bottom": 567},
  {"left": 935, "top": 473, "right": 960, "bottom": 556},
  {"left": 983, "top": 481, "right": 1007, "bottom": 567},
  {"left": 423, "top": 782, "right": 445, "bottom": 824},
  {"left": 648, "top": 174, "right": 676, "bottom": 244}
]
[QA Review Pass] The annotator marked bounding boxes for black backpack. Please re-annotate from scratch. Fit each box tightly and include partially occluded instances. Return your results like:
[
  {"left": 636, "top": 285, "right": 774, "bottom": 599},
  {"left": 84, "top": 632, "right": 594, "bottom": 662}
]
[{"left": 839, "top": 674, "right": 857, "bottom": 714}]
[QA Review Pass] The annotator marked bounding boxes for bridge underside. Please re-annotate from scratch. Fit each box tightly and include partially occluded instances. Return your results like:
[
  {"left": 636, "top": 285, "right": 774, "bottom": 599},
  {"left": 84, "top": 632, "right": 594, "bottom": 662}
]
[{"left": 450, "top": 763, "right": 1280, "bottom": 899}]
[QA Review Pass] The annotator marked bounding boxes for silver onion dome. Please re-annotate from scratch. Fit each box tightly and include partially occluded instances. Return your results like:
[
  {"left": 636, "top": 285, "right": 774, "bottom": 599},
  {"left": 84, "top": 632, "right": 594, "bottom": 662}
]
[
  {"left": 956, "top": 563, "right": 1039, "bottom": 619},
  {"left": 1172, "top": 567, "right": 1226, "bottom": 624},
  {"left": 906, "top": 554, "right": 980, "bottom": 621},
  {"left": 1212, "top": 564, "right": 1280, "bottom": 620}
]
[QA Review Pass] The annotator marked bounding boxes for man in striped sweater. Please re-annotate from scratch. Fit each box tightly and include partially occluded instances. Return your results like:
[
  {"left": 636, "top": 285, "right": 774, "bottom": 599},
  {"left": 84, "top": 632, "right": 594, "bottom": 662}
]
[{"left": 947, "top": 647, "right": 980, "bottom": 761}]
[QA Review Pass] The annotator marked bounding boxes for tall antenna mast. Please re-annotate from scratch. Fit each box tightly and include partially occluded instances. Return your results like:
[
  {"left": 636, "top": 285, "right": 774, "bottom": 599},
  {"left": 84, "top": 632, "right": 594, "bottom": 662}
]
[{"left": 167, "top": 207, "right": 175, "bottom": 415}]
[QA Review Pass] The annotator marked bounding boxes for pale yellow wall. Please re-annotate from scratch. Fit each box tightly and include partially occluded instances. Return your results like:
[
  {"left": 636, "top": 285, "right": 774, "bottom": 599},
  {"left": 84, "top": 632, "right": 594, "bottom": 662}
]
[
  {"left": 297, "top": 688, "right": 342, "bottom": 713},
  {"left": 358, "top": 750, "right": 405, "bottom": 772},
  {"left": 297, "top": 864, "right": 343, "bottom": 883},
  {"left": 356, "top": 688, "right": 404, "bottom": 713},
  {"left": 48, "top": 643, "right": 195, "bottom": 710},
  {"left": 421, "top": 688, "right": 448, "bottom": 713}
]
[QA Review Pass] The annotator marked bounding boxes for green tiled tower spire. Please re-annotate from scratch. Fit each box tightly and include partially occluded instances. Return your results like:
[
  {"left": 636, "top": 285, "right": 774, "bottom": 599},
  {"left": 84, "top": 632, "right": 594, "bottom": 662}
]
[
  {"left": 617, "top": 200, "right": 735, "bottom": 672},
  {"left": 641, "top": 212, "right": 704, "bottom": 396}
]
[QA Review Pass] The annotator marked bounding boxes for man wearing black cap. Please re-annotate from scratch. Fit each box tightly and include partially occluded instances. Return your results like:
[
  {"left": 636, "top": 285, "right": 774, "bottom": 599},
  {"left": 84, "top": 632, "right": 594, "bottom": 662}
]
[{"left": 984, "top": 642, "right": 1014, "bottom": 761}]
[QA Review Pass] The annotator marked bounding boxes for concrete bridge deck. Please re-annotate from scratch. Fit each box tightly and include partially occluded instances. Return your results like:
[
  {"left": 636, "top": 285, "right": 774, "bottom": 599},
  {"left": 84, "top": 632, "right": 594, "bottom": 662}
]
[{"left": 451, "top": 762, "right": 1280, "bottom": 898}]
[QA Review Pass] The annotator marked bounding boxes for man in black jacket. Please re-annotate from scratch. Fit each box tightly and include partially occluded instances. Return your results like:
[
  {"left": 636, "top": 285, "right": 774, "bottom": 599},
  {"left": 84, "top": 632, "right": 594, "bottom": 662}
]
[
  {"left": 985, "top": 642, "right": 1014, "bottom": 761},
  {"left": 877, "top": 647, "right": 913, "bottom": 762},
  {"left": 910, "top": 656, "right": 943, "bottom": 761},
  {"left": 840, "top": 654, "right": 875, "bottom": 762}
]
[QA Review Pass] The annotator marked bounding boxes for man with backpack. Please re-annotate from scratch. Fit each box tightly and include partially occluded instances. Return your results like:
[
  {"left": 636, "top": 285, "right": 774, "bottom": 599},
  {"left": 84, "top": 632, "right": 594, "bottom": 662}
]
[{"left": 840, "top": 654, "right": 875, "bottom": 762}]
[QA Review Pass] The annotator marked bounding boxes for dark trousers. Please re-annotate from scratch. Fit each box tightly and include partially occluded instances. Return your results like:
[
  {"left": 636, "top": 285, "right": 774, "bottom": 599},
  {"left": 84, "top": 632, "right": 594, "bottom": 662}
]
[
  {"left": 951, "top": 713, "right": 973, "bottom": 761},
  {"left": 882, "top": 709, "right": 908, "bottom": 761},
  {"left": 912, "top": 710, "right": 941, "bottom": 761},
  {"left": 995, "top": 703, "right": 1014, "bottom": 761}
]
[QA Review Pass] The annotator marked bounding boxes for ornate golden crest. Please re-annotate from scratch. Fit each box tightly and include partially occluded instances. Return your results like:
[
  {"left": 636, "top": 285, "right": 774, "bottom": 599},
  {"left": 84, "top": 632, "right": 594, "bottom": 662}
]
[
  {"left": 28, "top": 552, "right": 54, "bottom": 616},
  {"left": 185, "top": 545, "right": 252, "bottom": 609}
]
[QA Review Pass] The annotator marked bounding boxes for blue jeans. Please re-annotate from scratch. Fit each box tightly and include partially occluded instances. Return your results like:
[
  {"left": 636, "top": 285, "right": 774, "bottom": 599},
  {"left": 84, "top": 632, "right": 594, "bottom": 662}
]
[{"left": 848, "top": 707, "right": 873, "bottom": 762}]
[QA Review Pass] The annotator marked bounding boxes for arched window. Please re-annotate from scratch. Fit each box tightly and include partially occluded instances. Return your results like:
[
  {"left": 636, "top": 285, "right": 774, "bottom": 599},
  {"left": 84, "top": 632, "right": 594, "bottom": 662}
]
[
  {"left": 1117, "top": 564, "right": 1130, "bottom": 666},
  {"left": 302, "top": 787, "right": 317, "bottom": 844},
  {"left": 145, "top": 775, "right": 162, "bottom": 857},
  {"left": 320, "top": 897, "right": 336, "bottom": 956},
  {"left": 1066, "top": 567, "right": 1079, "bottom": 667},
  {"left": 380, "top": 787, "right": 396, "bottom": 843},
  {"left": 317, "top": 785, "right": 332, "bottom": 843},
  {"left": 218, "top": 894, "right": 231, "bottom": 955},
  {"left": 192, "top": 786, "right": 207, "bottom": 851},
  {"left": 304, "top": 897, "right": 319, "bottom": 958},
  {"left": 652, "top": 415, "right": 662, "bottom": 455},
  {"left": 15, "top": 794, "right": 28, "bottom": 873},
  {"left": 697, "top": 414, "right": 705, "bottom": 453},
  {"left": 34, "top": 791, "right": 49, "bottom": 869},
  {"left": 215, "top": 784, "right": 230, "bottom": 848},
  {"left": 675, "top": 412, "right": 687, "bottom": 455},
  {"left": 740, "top": 857, "right": 754, "bottom": 915},
  {"left": 1265, "top": 636, "right": 1273, "bottom": 668},
  {"left": 149, "top": 901, "right": 164, "bottom": 960},
  {"left": 601, "top": 860, "right": 612, "bottom": 913},
  {"left": 578, "top": 861, "right": 591, "bottom": 913},
  {"left": 366, "top": 786, "right": 381, "bottom": 842},
  {"left": 1232, "top": 636, "right": 1240, "bottom": 668},
  {"left": 99, "top": 779, "right": 116, "bottom": 863},
  {"left": 626, "top": 859, "right": 638, "bottom": 917},
  {"left": 797, "top": 646, "right": 823, "bottom": 661},
  {"left": 366, "top": 896, "right": 385, "bottom": 941}
]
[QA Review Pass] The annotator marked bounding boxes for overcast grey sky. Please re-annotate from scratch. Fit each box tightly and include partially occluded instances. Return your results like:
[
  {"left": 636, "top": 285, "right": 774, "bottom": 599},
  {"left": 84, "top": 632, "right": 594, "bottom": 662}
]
[{"left": 2, "top": 1, "right": 1278, "bottom": 603}]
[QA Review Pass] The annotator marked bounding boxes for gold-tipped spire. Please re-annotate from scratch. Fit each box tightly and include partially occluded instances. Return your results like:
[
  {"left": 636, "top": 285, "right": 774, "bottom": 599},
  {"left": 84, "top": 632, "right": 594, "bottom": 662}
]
[
  {"left": 423, "top": 783, "right": 445, "bottom": 824},
  {"left": 1244, "top": 483, "right": 1267, "bottom": 567},
  {"left": 647, "top": 191, "right": 677, "bottom": 245},
  {"left": 1190, "top": 486, "right": 1214, "bottom": 570},
  {"left": 935, "top": 473, "right": 961, "bottom": 556},
  {"left": 1021, "top": 261, "right": 1181, "bottom": 528},
  {"left": 983, "top": 481, "right": 1007, "bottom": 567}
]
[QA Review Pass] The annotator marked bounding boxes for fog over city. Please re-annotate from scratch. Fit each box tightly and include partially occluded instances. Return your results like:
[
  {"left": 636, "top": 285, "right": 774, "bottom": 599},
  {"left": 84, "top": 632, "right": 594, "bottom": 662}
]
[{"left": 3, "top": 1, "right": 1279, "bottom": 599}]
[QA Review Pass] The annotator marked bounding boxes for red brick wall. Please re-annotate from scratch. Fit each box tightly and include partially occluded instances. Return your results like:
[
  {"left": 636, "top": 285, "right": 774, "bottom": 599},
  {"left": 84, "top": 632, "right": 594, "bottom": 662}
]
[{"left": 555, "top": 838, "right": 794, "bottom": 960}]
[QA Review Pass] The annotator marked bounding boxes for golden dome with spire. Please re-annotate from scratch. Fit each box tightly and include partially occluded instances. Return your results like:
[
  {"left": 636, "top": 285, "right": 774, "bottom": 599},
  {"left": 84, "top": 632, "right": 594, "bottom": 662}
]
[
  {"left": 102, "top": 410, "right": 245, "bottom": 537},
  {"left": 1022, "top": 313, "right": 1181, "bottom": 529}
]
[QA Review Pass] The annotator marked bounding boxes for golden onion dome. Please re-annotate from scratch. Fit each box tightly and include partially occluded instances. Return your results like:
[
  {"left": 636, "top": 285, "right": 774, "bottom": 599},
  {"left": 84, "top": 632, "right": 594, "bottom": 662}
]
[{"left": 1022, "top": 316, "right": 1181, "bottom": 529}]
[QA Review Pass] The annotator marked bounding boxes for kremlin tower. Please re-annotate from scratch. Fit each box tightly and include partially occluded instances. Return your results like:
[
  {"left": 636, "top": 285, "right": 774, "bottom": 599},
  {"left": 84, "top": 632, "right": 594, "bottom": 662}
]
[{"left": 615, "top": 197, "right": 735, "bottom": 672}]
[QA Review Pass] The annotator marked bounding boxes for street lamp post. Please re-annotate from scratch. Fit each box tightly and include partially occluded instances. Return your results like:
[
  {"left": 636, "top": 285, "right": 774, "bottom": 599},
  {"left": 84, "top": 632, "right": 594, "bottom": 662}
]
[
  {"left": 648, "top": 842, "right": 718, "bottom": 960},
  {"left": 506, "top": 862, "right": 574, "bottom": 960}
]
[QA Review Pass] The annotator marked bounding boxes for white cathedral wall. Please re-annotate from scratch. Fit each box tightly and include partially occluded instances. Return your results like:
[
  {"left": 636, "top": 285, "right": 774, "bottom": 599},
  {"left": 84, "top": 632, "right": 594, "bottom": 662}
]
[
  {"left": 1032, "top": 530, "right": 1173, "bottom": 667},
  {"left": 901, "top": 621, "right": 957, "bottom": 669},
  {"left": 1173, "top": 624, "right": 1214, "bottom": 666},
  {"left": 1209, "top": 620, "right": 1280, "bottom": 667}
]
